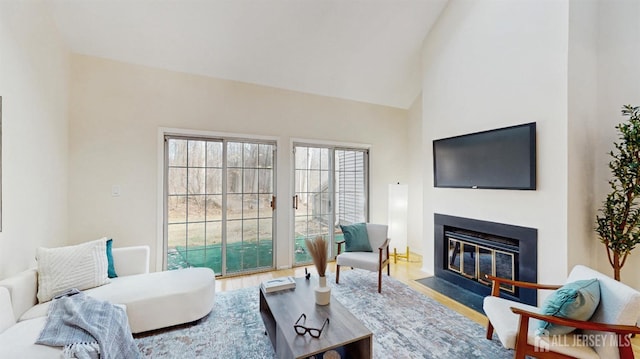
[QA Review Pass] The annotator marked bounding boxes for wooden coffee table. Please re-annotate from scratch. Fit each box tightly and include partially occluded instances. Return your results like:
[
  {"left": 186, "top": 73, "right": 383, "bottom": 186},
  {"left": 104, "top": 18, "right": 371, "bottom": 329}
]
[{"left": 259, "top": 277, "right": 372, "bottom": 359}]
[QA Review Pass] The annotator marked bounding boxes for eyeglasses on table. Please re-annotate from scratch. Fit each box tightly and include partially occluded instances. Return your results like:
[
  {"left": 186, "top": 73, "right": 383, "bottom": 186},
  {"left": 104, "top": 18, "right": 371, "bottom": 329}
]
[{"left": 294, "top": 313, "right": 329, "bottom": 338}]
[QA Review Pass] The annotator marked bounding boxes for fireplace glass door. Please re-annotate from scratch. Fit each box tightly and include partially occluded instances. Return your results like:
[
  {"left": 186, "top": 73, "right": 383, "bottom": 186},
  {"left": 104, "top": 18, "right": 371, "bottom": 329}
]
[{"left": 447, "top": 234, "right": 516, "bottom": 293}]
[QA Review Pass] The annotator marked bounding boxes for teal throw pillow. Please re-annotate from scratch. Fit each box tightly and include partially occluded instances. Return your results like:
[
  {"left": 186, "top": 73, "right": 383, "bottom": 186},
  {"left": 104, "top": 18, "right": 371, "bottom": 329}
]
[
  {"left": 536, "top": 278, "right": 600, "bottom": 336},
  {"left": 340, "top": 223, "right": 372, "bottom": 252},
  {"left": 106, "top": 238, "right": 118, "bottom": 278}
]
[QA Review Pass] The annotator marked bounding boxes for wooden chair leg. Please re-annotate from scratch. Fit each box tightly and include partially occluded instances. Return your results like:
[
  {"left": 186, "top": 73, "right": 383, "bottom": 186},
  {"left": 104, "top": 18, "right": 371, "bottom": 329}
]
[
  {"left": 486, "top": 321, "right": 494, "bottom": 340},
  {"left": 377, "top": 248, "right": 385, "bottom": 293},
  {"left": 619, "top": 334, "right": 634, "bottom": 359},
  {"left": 386, "top": 246, "right": 390, "bottom": 276},
  {"left": 514, "top": 315, "right": 530, "bottom": 359},
  {"left": 336, "top": 265, "right": 340, "bottom": 284}
]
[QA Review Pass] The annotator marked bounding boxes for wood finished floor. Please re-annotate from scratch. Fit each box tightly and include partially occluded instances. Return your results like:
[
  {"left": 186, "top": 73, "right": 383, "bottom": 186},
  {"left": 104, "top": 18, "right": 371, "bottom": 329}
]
[{"left": 215, "top": 258, "right": 640, "bottom": 357}]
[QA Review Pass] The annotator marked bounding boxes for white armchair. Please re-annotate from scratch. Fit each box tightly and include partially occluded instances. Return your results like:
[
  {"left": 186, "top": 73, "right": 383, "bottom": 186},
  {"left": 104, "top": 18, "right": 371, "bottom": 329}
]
[
  {"left": 484, "top": 265, "right": 640, "bottom": 359},
  {"left": 335, "top": 223, "right": 390, "bottom": 293}
]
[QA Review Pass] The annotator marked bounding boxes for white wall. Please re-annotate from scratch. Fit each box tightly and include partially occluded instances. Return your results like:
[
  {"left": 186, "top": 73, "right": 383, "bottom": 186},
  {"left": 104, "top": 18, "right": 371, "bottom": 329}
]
[
  {"left": 0, "top": 1, "right": 70, "bottom": 279},
  {"left": 68, "top": 55, "right": 408, "bottom": 271},
  {"left": 593, "top": 0, "right": 640, "bottom": 288},
  {"left": 567, "top": 0, "right": 598, "bottom": 273},
  {"left": 421, "top": 0, "right": 571, "bottom": 292}
]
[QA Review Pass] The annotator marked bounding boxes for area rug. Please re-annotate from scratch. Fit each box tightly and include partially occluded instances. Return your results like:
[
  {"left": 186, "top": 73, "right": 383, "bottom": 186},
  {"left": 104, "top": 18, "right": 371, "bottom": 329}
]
[{"left": 135, "top": 270, "right": 513, "bottom": 358}]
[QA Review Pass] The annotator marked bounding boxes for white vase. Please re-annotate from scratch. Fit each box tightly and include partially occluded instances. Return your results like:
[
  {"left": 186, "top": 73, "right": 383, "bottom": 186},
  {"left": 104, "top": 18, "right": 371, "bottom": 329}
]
[{"left": 315, "top": 276, "right": 331, "bottom": 305}]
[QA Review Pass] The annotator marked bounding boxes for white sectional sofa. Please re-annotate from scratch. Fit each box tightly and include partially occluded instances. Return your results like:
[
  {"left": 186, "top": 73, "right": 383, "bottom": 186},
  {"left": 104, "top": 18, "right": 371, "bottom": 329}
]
[{"left": 0, "top": 245, "right": 216, "bottom": 358}]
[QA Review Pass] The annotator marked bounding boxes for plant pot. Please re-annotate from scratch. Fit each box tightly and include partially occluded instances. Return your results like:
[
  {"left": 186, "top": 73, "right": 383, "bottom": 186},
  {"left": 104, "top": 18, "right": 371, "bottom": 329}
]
[{"left": 315, "top": 276, "right": 331, "bottom": 306}]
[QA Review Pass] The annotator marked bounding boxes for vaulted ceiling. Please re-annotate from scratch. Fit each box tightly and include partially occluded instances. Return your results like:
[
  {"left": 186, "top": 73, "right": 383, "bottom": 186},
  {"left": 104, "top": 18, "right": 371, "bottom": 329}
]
[{"left": 49, "top": 0, "right": 448, "bottom": 109}]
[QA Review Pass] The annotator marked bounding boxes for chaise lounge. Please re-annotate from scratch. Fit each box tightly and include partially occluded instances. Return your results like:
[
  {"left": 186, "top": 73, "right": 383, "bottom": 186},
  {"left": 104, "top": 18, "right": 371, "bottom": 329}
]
[{"left": 0, "top": 244, "right": 216, "bottom": 358}]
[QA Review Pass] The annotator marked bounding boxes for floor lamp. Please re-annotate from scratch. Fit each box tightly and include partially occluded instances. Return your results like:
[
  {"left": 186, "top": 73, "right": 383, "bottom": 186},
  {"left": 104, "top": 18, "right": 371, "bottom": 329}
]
[{"left": 388, "top": 183, "right": 408, "bottom": 263}]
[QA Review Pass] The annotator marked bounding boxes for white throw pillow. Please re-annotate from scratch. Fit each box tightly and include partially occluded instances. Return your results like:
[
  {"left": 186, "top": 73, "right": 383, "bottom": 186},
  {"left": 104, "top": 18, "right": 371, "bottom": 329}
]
[{"left": 36, "top": 238, "right": 109, "bottom": 303}]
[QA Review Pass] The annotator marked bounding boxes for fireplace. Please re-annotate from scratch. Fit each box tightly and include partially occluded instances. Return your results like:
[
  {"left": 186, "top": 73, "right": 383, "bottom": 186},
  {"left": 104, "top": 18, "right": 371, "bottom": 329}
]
[{"left": 434, "top": 214, "right": 538, "bottom": 306}]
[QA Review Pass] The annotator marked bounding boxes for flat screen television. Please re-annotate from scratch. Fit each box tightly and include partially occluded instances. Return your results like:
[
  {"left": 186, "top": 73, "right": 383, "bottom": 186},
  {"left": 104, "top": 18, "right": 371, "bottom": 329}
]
[{"left": 433, "top": 122, "right": 536, "bottom": 190}]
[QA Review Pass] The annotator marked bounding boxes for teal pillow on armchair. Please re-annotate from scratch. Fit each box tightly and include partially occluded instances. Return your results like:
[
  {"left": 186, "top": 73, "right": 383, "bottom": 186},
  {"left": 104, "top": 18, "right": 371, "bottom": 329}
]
[
  {"left": 536, "top": 278, "right": 600, "bottom": 336},
  {"left": 340, "top": 223, "right": 372, "bottom": 252}
]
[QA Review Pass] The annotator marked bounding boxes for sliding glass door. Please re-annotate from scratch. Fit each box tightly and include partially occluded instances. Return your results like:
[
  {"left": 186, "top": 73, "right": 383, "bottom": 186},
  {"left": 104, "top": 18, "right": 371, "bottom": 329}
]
[
  {"left": 225, "top": 141, "right": 276, "bottom": 274},
  {"left": 293, "top": 146, "right": 332, "bottom": 264},
  {"left": 165, "top": 136, "right": 276, "bottom": 276},
  {"left": 293, "top": 144, "right": 368, "bottom": 265}
]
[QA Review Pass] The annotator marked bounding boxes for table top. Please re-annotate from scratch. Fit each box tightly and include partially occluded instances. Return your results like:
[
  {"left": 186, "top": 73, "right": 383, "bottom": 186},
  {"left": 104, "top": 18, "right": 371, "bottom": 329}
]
[{"left": 261, "top": 277, "right": 372, "bottom": 358}]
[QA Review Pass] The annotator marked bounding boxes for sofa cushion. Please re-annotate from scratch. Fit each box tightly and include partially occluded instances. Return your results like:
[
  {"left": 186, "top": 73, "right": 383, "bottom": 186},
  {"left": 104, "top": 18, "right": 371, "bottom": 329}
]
[
  {"left": 0, "top": 287, "right": 16, "bottom": 334},
  {"left": 537, "top": 279, "right": 601, "bottom": 336},
  {"left": 336, "top": 252, "right": 381, "bottom": 272},
  {"left": 112, "top": 246, "right": 150, "bottom": 276},
  {"left": 0, "top": 316, "right": 61, "bottom": 359},
  {"left": 0, "top": 269, "right": 39, "bottom": 321},
  {"left": 19, "top": 301, "right": 49, "bottom": 321},
  {"left": 36, "top": 238, "right": 109, "bottom": 303},
  {"left": 483, "top": 295, "right": 541, "bottom": 349},
  {"left": 340, "top": 223, "right": 372, "bottom": 252}
]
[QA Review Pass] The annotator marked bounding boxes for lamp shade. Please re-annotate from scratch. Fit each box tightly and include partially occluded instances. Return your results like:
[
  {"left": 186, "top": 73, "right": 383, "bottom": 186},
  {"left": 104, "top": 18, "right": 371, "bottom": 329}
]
[{"left": 388, "top": 183, "right": 408, "bottom": 252}]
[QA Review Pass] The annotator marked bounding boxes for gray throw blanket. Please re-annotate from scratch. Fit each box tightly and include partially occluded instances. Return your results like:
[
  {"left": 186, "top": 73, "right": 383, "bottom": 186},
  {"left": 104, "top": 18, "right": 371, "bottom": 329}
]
[{"left": 36, "top": 289, "right": 141, "bottom": 359}]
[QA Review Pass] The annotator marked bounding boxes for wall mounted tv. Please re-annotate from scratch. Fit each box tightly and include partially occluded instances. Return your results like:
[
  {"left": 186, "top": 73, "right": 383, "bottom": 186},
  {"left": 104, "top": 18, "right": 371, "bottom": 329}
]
[{"left": 433, "top": 122, "right": 536, "bottom": 190}]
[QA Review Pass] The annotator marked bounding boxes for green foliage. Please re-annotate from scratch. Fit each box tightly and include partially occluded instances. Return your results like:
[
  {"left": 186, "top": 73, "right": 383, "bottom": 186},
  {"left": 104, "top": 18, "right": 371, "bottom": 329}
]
[{"left": 596, "top": 105, "right": 640, "bottom": 273}]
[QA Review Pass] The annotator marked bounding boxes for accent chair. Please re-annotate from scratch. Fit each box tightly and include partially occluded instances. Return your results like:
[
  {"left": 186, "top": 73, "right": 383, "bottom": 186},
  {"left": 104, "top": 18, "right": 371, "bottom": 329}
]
[
  {"left": 484, "top": 265, "right": 640, "bottom": 359},
  {"left": 335, "top": 223, "right": 390, "bottom": 293}
]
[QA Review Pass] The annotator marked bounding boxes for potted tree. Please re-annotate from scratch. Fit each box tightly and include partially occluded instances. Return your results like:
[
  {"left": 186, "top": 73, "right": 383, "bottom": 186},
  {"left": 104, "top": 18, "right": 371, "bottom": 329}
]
[{"left": 596, "top": 105, "right": 640, "bottom": 281}]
